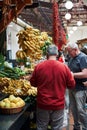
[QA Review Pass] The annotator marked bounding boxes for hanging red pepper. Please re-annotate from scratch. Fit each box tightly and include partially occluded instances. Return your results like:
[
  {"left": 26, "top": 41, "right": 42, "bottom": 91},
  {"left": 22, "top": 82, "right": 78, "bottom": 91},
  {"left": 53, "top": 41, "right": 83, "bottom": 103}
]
[
  {"left": 52, "top": 1, "right": 67, "bottom": 50},
  {"left": 53, "top": 1, "right": 59, "bottom": 47}
]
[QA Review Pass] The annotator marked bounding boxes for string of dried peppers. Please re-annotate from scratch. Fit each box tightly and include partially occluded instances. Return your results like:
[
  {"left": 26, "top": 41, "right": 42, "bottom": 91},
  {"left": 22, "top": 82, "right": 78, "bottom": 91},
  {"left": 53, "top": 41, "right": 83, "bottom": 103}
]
[{"left": 52, "top": 1, "right": 67, "bottom": 50}]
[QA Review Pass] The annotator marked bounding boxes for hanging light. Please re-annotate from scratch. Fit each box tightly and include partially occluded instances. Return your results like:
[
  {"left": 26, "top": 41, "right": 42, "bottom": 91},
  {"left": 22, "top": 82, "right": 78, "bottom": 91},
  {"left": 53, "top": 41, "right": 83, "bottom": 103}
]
[
  {"left": 77, "top": 21, "right": 83, "bottom": 26},
  {"left": 65, "top": 12, "right": 71, "bottom": 20},
  {"left": 65, "top": 1, "right": 73, "bottom": 9}
]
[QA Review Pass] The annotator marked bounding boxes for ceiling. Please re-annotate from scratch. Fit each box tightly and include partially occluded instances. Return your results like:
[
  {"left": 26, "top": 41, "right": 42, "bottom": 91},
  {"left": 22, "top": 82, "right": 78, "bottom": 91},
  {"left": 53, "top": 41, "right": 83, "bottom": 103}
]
[{"left": 18, "top": 0, "right": 87, "bottom": 33}]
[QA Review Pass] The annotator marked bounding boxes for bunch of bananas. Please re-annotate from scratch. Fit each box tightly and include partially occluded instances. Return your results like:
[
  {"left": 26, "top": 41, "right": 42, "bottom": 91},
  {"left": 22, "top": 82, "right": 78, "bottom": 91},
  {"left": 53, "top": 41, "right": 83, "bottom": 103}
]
[
  {"left": 0, "top": 77, "right": 9, "bottom": 91},
  {"left": 16, "top": 27, "right": 52, "bottom": 61},
  {"left": 16, "top": 50, "right": 27, "bottom": 59},
  {"left": 27, "top": 86, "right": 37, "bottom": 96},
  {"left": 1, "top": 78, "right": 32, "bottom": 96}
]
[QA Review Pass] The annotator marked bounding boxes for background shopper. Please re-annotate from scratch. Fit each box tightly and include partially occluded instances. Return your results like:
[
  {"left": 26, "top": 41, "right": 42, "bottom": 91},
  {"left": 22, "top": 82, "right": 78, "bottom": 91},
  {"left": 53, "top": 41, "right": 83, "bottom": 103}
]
[
  {"left": 58, "top": 51, "right": 65, "bottom": 63},
  {"left": 30, "top": 44, "right": 75, "bottom": 130},
  {"left": 66, "top": 42, "right": 87, "bottom": 130}
]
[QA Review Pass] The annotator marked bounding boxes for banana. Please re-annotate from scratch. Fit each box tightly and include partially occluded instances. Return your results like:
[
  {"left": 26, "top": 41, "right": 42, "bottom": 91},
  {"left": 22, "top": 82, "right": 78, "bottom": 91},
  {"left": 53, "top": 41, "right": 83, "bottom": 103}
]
[{"left": 16, "top": 26, "right": 52, "bottom": 60}]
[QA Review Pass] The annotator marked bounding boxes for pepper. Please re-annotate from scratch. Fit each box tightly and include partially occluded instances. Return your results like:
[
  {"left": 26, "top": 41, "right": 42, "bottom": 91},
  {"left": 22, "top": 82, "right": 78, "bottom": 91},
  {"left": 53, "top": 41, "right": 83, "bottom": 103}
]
[{"left": 52, "top": 2, "right": 67, "bottom": 50}]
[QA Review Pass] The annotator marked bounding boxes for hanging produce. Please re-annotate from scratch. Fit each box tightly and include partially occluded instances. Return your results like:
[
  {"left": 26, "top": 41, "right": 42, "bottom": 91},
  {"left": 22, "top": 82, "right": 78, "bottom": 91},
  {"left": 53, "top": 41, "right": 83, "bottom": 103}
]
[
  {"left": 16, "top": 27, "right": 52, "bottom": 61},
  {"left": 53, "top": 1, "right": 59, "bottom": 47},
  {"left": 52, "top": 1, "right": 67, "bottom": 50}
]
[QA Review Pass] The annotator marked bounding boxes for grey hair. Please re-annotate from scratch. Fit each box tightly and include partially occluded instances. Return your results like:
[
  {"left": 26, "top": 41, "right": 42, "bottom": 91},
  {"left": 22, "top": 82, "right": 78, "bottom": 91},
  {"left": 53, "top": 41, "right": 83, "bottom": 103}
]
[{"left": 66, "top": 42, "right": 78, "bottom": 49}]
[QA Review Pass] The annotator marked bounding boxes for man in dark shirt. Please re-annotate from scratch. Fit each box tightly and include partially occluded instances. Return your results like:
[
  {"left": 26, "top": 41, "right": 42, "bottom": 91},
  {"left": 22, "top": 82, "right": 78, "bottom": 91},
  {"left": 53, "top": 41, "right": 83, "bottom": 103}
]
[
  {"left": 30, "top": 44, "right": 75, "bottom": 130},
  {"left": 66, "top": 42, "right": 87, "bottom": 130}
]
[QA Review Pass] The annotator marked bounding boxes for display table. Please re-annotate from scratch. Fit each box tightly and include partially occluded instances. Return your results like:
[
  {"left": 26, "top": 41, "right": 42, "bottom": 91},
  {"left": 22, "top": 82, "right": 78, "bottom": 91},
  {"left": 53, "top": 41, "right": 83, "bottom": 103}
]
[{"left": 0, "top": 102, "right": 30, "bottom": 130}]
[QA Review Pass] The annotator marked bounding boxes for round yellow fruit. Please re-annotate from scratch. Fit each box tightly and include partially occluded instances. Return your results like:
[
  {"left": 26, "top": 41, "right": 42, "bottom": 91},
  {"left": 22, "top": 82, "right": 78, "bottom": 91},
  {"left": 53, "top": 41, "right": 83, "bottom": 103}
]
[
  {"left": 16, "top": 102, "right": 21, "bottom": 107},
  {"left": 5, "top": 102, "right": 10, "bottom": 108},
  {"left": 19, "top": 100, "right": 25, "bottom": 106},
  {"left": 0, "top": 101, "right": 6, "bottom": 108},
  {"left": 9, "top": 95, "right": 16, "bottom": 102},
  {"left": 10, "top": 102, "right": 16, "bottom": 108},
  {"left": 3, "top": 98, "right": 9, "bottom": 102}
]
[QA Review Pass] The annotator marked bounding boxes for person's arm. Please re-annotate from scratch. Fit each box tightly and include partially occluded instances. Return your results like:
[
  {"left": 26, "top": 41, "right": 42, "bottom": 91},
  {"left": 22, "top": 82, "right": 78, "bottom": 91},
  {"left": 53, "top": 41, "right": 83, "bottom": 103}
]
[
  {"left": 30, "top": 67, "right": 37, "bottom": 87},
  {"left": 73, "top": 68, "right": 87, "bottom": 79},
  {"left": 65, "top": 65, "right": 76, "bottom": 89},
  {"left": 83, "top": 81, "right": 87, "bottom": 87}
]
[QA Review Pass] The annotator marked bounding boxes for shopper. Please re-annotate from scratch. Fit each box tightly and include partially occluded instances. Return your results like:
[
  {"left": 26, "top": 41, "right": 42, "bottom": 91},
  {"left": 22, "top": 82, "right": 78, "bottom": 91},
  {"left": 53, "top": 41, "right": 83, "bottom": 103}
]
[
  {"left": 30, "top": 44, "right": 75, "bottom": 130},
  {"left": 58, "top": 51, "right": 65, "bottom": 63},
  {"left": 66, "top": 42, "right": 87, "bottom": 130}
]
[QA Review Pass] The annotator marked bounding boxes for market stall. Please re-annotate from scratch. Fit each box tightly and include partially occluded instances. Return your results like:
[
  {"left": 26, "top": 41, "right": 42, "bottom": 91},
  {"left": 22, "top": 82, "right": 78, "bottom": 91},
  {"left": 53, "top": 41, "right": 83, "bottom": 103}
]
[{"left": 0, "top": 103, "right": 30, "bottom": 130}]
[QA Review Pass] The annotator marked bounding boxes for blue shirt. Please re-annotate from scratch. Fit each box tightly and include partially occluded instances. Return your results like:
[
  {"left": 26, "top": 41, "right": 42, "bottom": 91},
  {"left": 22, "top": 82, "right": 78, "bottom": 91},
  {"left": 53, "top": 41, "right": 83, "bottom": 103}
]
[{"left": 68, "top": 52, "right": 87, "bottom": 90}]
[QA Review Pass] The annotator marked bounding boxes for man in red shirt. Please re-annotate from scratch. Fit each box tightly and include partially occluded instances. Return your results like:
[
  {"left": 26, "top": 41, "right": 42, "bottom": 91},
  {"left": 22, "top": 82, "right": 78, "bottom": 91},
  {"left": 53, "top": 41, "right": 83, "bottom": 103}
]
[{"left": 30, "top": 44, "right": 75, "bottom": 130}]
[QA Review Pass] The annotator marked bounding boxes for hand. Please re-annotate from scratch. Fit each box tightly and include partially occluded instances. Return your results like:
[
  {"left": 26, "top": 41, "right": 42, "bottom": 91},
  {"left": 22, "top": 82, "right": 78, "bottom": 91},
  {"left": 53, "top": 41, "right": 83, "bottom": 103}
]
[
  {"left": 83, "top": 81, "right": 87, "bottom": 87},
  {"left": 23, "top": 75, "right": 31, "bottom": 80},
  {"left": 71, "top": 71, "right": 74, "bottom": 77}
]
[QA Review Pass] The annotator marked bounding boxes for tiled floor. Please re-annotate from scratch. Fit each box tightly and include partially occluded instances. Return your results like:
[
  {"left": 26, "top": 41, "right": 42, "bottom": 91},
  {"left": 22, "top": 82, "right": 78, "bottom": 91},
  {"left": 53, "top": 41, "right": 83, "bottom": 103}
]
[{"left": 63, "top": 111, "right": 74, "bottom": 130}]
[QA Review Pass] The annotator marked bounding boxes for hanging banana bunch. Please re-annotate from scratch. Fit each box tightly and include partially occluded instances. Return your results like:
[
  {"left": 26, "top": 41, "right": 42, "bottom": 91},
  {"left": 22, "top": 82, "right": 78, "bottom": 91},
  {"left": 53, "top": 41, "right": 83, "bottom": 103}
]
[
  {"left": 16, "top": 50, "right": 27, "bottom": 59},
  {"left": 16, "top": 26, "right": 52, "bottom": 61}
]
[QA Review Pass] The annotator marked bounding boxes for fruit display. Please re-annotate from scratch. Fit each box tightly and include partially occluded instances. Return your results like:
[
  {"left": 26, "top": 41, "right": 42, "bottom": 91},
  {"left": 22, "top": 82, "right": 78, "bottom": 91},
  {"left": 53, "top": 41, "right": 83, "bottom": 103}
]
[
  {"left": 0, "top": 95, "right": 25, "bottom": 109},
  {"left": 27, "top": 86, "right": 37, "bottom": 96},
  {"left": 0, "top": 77, "right": 37, "bottom": 96},
  {"left": 16, "top": 26, "right": 52, "bottom": 61},
  {"left": 1, "top": 78, "right": 30, "bottom": 96}
]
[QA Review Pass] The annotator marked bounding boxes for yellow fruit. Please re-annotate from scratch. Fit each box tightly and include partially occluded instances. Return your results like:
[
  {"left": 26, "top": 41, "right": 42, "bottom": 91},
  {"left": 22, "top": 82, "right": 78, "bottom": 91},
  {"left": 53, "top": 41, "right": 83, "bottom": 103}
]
[
  {"left": 16, "top": 102, "right": 21, "bottom": 107},
  {"left": 3, "top": 98, "right": 9, "bottom": 102},
  {"left": 19, "top": 100, "right": 25, "bottom": 107},
  {"left": 9, "top": 95, "right": 16, "bottom": 102},
  {"left": 5, "top": 102, "right": 10, "bottom": 108},
  {"left": 0, "top": 101, "right": 6, "bottom": 108},
  {"left": 16, "top": 97, "right": 22, "bottom": 102},
  {"left": 10, "top": 102, "right": 16, "bottom": 108}
]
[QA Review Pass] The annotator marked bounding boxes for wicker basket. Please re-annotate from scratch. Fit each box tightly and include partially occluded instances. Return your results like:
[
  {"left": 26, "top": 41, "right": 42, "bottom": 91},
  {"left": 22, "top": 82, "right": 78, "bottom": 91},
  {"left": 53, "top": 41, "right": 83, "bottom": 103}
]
[{"left": 0, "top": 105, "right": 25, "bottom": 114}]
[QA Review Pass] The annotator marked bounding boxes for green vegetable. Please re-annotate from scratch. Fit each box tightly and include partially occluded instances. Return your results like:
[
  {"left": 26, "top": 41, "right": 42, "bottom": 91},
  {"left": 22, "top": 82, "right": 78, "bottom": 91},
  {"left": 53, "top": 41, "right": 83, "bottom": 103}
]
[
  {"left": 0, "top": 54, "right": 5, "bottom": 70},
  {"left": 0, "top": 73, "right": 6, "bottom": 77},
  {"left": 0, "top": 70, "right": 9, "bottom": 76}
]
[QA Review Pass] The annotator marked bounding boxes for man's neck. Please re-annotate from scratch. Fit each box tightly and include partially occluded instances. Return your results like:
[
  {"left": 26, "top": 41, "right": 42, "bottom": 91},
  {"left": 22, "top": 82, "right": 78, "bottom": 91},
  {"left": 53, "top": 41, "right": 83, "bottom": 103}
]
[{"left": 48, "top": 56, "right": 57, "bottom": 60}]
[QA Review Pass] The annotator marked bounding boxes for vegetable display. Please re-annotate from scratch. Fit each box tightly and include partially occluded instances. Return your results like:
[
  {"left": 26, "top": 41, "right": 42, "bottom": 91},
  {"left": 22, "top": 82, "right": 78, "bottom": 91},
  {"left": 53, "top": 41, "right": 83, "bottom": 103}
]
[{"left": 0, "top": 54, "right": 26, "bottom": 79}]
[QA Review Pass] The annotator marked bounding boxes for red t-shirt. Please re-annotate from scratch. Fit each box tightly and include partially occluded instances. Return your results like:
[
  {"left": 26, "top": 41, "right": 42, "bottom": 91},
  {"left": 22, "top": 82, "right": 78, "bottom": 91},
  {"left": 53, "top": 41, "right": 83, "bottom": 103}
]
[{"left": 30, "top": 60, "right": 75, "bottom": 110}]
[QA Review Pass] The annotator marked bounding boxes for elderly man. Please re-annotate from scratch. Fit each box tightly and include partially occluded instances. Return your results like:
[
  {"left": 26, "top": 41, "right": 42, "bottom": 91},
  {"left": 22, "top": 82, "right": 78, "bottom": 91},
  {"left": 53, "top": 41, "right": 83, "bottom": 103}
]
[
  {"left": 30, "top": 44, "right": 75, "bottom": 130},
  {"left": 66, "top": 42, "right": 87, "bottom": 130}
]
